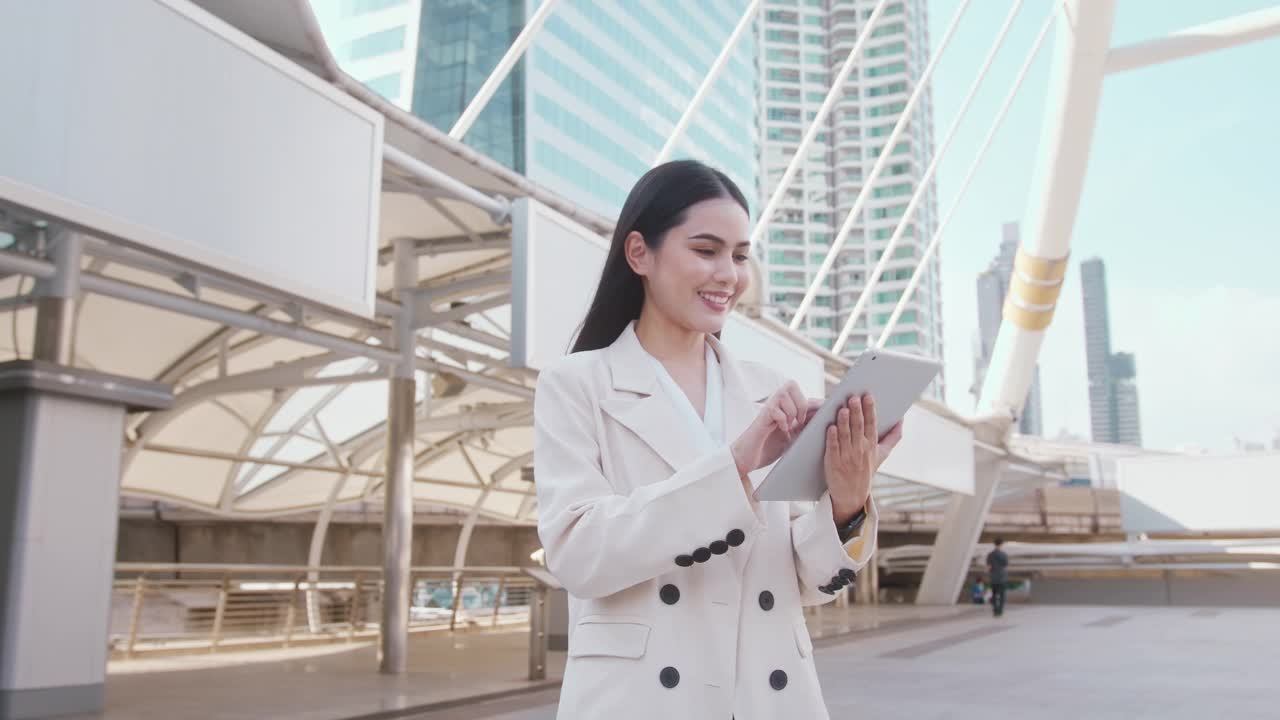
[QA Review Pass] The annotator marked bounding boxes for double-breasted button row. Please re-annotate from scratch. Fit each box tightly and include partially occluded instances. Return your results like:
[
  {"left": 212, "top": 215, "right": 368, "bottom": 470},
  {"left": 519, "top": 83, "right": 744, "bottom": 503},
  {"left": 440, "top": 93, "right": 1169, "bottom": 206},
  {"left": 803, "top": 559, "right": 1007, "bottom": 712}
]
[
  {"left": 819, "top": 567, "right": 857, "bottom": 594},
  {"left": 674, "top": 528, "right": 746, "bottom": 567},
  {"left": 657, "top": 666, "right": 787, "bottom": 691}
]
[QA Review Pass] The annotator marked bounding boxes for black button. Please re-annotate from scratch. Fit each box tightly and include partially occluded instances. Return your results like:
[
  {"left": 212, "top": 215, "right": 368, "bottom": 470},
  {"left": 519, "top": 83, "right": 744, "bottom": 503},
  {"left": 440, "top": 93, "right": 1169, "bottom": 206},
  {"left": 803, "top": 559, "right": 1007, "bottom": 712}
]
[
  {"left": 709, "top": 540, "right": 729, "bottom": 555},
  {"left": 758, "top": 590, "right": 774, "bottom": 611},
  {"left": 819, "top": 585, "right": 835, "bottom": 595},
  {"left": 692, "top": 547, "right": 712, "bottom": 563},
  {"left": 675, "top": 554, "right": 694, "bottom": 567},
  {"left": 660, "top": 584, "right": 680, "bottom": 605},
  {"left": 726, "top": 529, "right": 745, "bottom": 547},
  {"left": 839, "top": 568, "right": 856, "bottom": 583},
  {"left": 660, "top": 666, "right": 680, "bottom": 688},
  {"left": 770, "top": 669, "right": 788, "bottom": 690}
]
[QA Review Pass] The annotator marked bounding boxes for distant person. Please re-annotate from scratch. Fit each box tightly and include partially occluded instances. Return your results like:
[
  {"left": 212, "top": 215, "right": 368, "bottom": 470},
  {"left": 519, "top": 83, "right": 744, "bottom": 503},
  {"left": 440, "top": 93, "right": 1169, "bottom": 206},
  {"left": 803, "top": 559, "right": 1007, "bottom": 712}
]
[
  {"left": 970, "top": 577, "right": 985, "bottom": 604},
  {"left": 986, "top": 538, "right": 1009, "bottom": 617},
  {"left": 533, "top": 160, "right": 906, "bottom": 718}
]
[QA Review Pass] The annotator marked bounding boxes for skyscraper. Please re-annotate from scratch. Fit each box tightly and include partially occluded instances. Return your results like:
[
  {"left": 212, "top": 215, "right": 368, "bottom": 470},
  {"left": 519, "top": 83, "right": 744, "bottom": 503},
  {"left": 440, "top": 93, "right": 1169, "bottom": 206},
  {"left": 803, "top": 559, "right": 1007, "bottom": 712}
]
[
  {"left": 309, "top": 0, "right": 423, "bottom": 109},
  {"left": 756, "top": 0, "right": 943, "bottom": 399},
  {"left": 974, "top": 222, "right": 1042, "bottom": 435},
  {"left": 1081, "top": 257, "right": 1142, "bottom": 446},
  {"left": 315, "top": 0, "right": 760, "bottom": 221}
]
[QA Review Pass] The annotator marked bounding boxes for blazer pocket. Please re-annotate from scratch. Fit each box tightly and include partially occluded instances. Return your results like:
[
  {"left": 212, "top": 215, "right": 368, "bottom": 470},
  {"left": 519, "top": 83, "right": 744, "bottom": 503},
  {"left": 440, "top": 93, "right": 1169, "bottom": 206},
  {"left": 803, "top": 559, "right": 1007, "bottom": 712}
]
[
  {"left": 793, "top": 618, "right": 814, "bottom": 659},
  {"left": 569, "top": 616, "right": 652, "bottom": 659}
]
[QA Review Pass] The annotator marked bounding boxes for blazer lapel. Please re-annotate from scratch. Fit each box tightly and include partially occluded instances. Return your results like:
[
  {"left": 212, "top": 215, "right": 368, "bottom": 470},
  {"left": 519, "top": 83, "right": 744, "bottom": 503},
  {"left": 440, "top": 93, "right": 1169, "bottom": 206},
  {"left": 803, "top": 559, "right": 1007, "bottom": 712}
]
[{"left": 599, "top": 323, "right": 704, "bottom": 474}]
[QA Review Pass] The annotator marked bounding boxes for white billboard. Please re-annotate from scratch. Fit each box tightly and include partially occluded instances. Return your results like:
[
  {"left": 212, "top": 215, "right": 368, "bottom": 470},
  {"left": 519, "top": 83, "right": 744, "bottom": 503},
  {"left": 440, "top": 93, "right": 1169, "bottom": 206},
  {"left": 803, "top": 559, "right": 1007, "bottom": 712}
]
[
  {"left": 0, "top": 0, "right": 382, "bottom": 317},
  {"left": 1116, "top": 453, "right": 1280, "bottom": 532}
]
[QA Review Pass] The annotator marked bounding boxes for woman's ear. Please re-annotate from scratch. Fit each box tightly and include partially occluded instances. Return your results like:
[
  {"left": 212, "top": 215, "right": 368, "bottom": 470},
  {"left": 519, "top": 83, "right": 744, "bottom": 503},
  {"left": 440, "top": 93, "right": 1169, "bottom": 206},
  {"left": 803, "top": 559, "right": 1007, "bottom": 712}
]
[{"left": 623, "top": 231, "right": 651, "bottom": 276}]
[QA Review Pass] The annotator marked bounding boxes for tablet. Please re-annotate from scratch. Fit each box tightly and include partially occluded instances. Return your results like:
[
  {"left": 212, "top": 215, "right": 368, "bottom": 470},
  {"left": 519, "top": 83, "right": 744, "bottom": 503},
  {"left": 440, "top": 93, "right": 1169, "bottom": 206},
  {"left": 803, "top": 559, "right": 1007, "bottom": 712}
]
[{"left": 753, "top": 347, "right": 942, "bottom": 502}]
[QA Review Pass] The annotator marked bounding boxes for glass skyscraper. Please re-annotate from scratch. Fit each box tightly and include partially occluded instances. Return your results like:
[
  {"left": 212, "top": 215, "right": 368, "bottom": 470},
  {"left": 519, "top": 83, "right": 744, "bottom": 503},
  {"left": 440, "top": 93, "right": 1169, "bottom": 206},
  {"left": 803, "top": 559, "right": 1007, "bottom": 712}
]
[
  {"left": 317, "top": 0, "right": 759, "bottom": 221},
  {"left": 1081, "top": 257, "right": 1142, "bottom": 446}
]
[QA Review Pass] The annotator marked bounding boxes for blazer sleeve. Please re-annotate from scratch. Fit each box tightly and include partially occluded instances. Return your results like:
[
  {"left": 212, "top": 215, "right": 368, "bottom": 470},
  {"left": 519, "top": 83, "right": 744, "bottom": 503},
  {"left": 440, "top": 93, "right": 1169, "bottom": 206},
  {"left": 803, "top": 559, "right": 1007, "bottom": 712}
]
[
  {"left": 533, "top": 362, "right": 766, "bottom": 600},
  {"left": 789, "top": 492, "right": 879, "bottom": 606}
]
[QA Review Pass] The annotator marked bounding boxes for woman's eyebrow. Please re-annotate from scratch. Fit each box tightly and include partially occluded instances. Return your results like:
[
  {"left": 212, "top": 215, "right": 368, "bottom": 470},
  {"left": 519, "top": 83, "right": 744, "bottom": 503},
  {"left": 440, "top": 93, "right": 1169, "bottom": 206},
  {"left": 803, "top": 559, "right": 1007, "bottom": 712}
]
[{"left": 689, "top": 232, "right": 751, "bottom": 250}]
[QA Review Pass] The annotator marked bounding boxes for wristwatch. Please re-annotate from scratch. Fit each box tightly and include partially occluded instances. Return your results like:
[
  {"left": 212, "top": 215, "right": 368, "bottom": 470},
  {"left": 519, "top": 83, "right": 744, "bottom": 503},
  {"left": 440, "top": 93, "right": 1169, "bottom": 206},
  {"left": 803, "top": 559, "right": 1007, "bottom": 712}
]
[{"left": 835, "top": 504, "right": 868, "bottom": 544}]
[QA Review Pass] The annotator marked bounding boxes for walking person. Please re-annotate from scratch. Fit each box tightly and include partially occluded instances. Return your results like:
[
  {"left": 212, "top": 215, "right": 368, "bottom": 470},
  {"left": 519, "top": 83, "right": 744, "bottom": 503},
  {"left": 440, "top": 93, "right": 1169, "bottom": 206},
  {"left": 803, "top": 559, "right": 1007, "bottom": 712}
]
[
  {"left": 533, "top": 160, "right": 906, "bottom": 719},
  {"left": 986, "top": 538, "right": 1010, "bottom": 617}
]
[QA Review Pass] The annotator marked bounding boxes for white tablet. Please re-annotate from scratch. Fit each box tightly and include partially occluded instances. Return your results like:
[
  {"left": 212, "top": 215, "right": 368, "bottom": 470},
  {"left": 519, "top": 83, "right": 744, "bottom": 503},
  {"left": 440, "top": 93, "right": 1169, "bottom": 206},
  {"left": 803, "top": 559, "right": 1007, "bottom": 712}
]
[{"left": 753, "top": 347, "right": 942, "bottom": 502}]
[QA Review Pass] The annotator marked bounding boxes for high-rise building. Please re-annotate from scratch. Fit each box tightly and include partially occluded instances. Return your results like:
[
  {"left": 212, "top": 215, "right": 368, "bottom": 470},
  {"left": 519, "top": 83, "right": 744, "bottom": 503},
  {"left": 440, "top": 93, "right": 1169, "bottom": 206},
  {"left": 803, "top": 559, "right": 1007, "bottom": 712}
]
[
  {"left": 973, "top": 222, "right": 1042, "bottom": 435},
  {"left": 756, "top": 0, "right": 943, "bottom": 399},
  {"left": 1081, "top": 257, "right": 1142, "bottom": 446},
  {"left": 317, "top": 0, "right": 759, "bottom": 221},
  {"left": 310, "top": 0, "right": 423, "bottom": 109}
]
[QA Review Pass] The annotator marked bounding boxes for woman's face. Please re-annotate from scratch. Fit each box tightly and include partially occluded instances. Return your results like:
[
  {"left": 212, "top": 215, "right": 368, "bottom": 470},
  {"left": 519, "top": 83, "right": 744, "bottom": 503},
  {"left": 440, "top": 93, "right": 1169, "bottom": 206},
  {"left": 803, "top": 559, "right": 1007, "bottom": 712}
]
[{"left": 627, "top": 197, "right": 752, "bottom": 336}]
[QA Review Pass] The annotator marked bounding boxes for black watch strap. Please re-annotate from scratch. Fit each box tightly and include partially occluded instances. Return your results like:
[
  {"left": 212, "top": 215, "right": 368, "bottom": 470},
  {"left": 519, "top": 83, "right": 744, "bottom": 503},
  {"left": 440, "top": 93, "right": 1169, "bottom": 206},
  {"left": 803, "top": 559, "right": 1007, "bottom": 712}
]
[{"left": 835, "top": 505, "right": 868, "bottom": 544}]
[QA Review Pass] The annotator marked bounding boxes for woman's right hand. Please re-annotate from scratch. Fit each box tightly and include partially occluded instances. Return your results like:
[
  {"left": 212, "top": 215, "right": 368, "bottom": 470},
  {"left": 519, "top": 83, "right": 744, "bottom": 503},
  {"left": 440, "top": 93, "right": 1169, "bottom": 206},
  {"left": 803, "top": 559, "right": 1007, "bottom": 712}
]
[{"left": 730, "top": 381, "right": 821, "bottom": 478}]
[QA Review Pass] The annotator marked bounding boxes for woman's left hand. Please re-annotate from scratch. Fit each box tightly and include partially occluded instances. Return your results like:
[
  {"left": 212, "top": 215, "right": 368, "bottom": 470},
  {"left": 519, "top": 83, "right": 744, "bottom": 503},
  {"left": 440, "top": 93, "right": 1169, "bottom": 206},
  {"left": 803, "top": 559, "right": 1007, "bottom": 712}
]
[{"left": 823, "top": 393, "right": 904, "bottom": 522}]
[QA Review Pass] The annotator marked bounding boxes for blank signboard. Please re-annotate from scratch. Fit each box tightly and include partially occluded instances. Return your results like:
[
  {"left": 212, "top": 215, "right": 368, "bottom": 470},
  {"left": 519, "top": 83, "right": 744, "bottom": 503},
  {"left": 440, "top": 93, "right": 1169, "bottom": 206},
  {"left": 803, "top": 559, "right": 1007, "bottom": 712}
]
[{"left": 0, "top": 0, "right": 382, "bottom": 317}]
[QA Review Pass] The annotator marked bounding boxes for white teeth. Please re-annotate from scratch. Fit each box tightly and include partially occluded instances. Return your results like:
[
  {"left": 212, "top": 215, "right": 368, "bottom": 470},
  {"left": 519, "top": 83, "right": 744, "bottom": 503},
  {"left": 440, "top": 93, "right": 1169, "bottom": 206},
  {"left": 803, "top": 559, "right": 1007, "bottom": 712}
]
[{"left": 699, "top": 292, "right": 729, "bottom": 306}]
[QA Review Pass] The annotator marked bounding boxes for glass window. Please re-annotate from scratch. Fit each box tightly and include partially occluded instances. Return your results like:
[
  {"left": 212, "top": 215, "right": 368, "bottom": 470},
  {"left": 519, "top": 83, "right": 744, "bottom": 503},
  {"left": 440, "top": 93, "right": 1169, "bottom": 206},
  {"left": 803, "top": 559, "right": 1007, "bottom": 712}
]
[
  {"left": 344, "top": 0, "right": 407, "bottom": 16},
  {"left": 869, "top": 81, "right": 908, "bottom": 97},
  {"left": 804, "top": 33, "right": 825, "bottom": 46},
  {"left": 867, "top": 61, "right": 907, "bottom": 78},
  {"left": 766, "top": 10, "right": 799, "bottom": 24},
  {"left": 866, "top": 41, "right": 906, "bottom": 58},
  {"left": 364, "top": 72, "right": 401, "bottom": 99},
  {"left": 347, "top": 27, "right": 406, "bottom": 61},
  {"left": 872, "top": 182, "right": 913, "bottom": 198},
  {"left": 766, "top": 29, "right": 799, "bottom": 43},
  {"left": 872, "top": 22, "right": 906, "bottom": 37},
  {"left": 870, "top": 203, "right": 908, "bottom": 219},
  {"left": 769, "top": 67, "right": 801, "bottom": 83}
]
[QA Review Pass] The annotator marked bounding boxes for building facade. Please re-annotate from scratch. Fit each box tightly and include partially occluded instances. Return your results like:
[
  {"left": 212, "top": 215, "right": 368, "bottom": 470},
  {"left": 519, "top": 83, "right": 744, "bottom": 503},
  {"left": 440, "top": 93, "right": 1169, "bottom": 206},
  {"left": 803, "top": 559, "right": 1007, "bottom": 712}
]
[
  {"left": 1081, "top": 257, "right": 1142, "bottom": 446},
  {"left": 310, "top": 0, "right": 423, "bottom": 109},
  {"left": 316, "top": 0, "right": 760, "bottom": 221},
  {"left": 974, "top": 222, "right": 1042, "bottom": 435},
  {"left": 755, "top": 0, "right": 943, "bottom": 399}
]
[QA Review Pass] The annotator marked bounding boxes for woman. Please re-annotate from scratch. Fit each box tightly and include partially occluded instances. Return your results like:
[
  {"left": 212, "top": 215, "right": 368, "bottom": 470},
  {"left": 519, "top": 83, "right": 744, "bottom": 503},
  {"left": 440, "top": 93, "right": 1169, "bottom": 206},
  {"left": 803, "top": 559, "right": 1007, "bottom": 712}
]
[{"left": 533, "top": 160, "right": 904, "bottom": 719}]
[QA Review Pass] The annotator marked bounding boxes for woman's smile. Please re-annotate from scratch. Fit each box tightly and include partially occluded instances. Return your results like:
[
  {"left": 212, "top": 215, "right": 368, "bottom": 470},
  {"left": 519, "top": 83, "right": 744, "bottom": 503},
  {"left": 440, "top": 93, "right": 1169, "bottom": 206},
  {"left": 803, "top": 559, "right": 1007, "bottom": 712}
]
[{"left": 698, "top": 290, "right": 732, "bottom": 313}]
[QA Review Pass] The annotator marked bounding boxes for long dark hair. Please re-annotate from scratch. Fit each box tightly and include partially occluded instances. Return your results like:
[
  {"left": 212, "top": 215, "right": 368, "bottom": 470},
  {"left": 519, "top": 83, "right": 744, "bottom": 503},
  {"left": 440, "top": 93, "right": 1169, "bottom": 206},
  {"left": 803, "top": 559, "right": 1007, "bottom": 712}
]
[{"left": 570, "top": 160, "right": 749, "bottom": 353}]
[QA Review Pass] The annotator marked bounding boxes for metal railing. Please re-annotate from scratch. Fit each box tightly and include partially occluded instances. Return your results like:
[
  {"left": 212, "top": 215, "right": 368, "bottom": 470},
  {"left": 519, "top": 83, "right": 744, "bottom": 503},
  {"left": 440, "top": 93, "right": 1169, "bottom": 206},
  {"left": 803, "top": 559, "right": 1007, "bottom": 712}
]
[{"left": 110, "top": 563, "right": 555, "bottom": 678}]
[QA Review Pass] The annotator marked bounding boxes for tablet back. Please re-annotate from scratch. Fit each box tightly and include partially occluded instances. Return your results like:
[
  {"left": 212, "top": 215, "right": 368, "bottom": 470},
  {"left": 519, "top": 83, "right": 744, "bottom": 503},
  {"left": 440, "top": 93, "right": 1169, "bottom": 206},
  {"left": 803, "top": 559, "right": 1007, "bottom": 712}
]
[{"left": 754, "top": 347, "right": 941, "bottom": 502}]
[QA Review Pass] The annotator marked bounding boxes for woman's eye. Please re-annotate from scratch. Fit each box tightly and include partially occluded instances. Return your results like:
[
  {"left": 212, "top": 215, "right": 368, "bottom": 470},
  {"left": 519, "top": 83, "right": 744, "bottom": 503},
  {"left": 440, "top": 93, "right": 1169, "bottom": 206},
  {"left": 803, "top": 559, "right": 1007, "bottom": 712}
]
[
  {"left": 695, "top": 248, "right": 716, "bottom": 257},
  {"left": 733, "top": 255, "right": 748, "bottom": 263}
]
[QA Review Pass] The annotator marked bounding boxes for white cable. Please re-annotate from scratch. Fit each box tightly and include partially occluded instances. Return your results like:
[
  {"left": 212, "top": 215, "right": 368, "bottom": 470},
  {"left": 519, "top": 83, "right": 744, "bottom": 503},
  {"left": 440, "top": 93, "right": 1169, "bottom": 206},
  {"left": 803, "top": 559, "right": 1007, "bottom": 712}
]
[
  {"left": 876, "top": 10, "right": 1057, "bottom": 349},
  {"left": 833, "top": 0, "right": 1028, "bottom": 353}
]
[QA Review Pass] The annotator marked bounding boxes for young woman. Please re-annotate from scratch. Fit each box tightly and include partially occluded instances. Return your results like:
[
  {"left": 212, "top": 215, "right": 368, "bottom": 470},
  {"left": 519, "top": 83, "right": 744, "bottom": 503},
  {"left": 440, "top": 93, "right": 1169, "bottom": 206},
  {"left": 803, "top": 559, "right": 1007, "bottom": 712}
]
[{"left": 533, "top": 160, "right": 904, "bottom": 719}]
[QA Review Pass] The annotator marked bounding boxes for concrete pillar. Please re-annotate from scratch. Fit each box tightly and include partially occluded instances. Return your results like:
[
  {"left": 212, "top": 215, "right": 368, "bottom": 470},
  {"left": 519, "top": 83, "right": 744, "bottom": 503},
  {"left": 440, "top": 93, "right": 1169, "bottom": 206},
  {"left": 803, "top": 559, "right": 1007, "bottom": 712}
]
[
  {"left": 0, "top": 363, "right": 171, "bottom": 718},
  {"left": 379, "top": 238, "right": 418, "bottom": 674},
  {"left": 916, "top": 455, "right": 1004, "bottom": 605}
]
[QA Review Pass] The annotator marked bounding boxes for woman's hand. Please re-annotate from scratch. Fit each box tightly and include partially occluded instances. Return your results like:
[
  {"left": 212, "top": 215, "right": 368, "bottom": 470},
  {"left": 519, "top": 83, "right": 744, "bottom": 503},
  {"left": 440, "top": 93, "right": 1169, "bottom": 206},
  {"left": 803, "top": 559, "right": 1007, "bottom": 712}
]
[
  {"left": 824, "top": 394, "right": 904, "bottom": 521},
  {"left": 730, "top": 381, "right": 821, "bottom": 478}
]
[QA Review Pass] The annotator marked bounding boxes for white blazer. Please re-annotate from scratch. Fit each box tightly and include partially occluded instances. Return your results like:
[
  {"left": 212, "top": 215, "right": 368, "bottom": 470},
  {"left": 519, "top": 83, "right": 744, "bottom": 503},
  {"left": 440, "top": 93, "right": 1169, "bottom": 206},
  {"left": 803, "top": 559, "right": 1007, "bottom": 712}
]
[{"left": 533, "top": 322, "right": 878, "bottom": 719}]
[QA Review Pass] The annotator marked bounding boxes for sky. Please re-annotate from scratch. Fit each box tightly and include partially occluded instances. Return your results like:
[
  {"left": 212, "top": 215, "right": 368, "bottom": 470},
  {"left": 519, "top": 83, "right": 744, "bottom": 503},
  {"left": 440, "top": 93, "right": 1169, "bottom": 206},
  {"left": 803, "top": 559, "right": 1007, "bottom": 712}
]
[{"left": 925, "top": 0, "right": 1280, "bottom": 452}]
